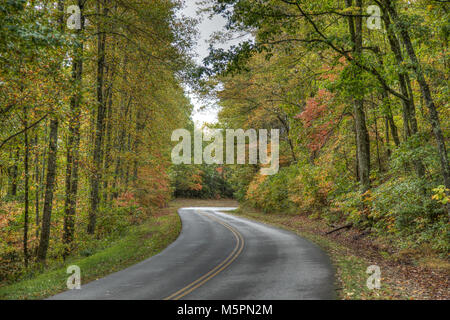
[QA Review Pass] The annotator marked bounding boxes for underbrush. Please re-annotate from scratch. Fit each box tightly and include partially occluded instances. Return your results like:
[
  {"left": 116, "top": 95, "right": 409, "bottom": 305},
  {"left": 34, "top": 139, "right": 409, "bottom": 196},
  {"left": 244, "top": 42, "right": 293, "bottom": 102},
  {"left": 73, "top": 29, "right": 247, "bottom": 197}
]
[
  {"left": 0, "top": 199, "right": 182, "bottom": 299},
  {"left": 242, "top": 160, "right": 449, "bottom": 258},
  {"left": 0, "top": 191, "right": 165, "bottom": 285}
]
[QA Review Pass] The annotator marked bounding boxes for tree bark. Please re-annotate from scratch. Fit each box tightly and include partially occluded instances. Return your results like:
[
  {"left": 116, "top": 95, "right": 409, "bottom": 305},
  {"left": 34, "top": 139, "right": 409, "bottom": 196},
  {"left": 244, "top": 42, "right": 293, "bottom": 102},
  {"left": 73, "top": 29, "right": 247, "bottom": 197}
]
[
  {"left": 112, "top": 56, "right": 131, "bottom": 199},
  {"left": 63, "top": 0, "right": 84, "bottom": 256},
  {"left": 373, "top": 107, "right": 383, "bottom": 172},
  {"left": 88, "top": 0, "right": 109, "bottom": 234},
  {"left": 381, "top": 94, "right": 400, "bottom": 147},
  {"left": 36, "top": 0, "right": 64, "bottom": 263},
  {"left": 102, "top": 60, "right": 116, "bottom": 202},
  {"left": 36, "top": 118, "right": 59, "bottom": 262},
  {"left": 33, "top": 133, "right": 40, "bottom": 238},
  {"left": 385, "top": 116, "right": 391, "bottom": 158},
  {"left": 23, "top": 110, "right": 29, "bottom": 267},
  {"left": 347, "top": 0, "right": 371, "bottom": 192},
  {"left": 8, "top": 147, "right": 19, "bottom": 197},
  {"left": 380, "top": 4, "right": 425, "bottom": 177}
]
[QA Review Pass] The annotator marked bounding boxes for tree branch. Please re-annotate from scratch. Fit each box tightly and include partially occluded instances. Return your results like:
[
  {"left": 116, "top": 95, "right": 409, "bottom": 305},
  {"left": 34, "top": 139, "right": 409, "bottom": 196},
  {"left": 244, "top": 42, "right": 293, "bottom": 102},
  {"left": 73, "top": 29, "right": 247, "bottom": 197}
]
[{"left": 0, "top": 113, "right": 49, "bottom": 149}]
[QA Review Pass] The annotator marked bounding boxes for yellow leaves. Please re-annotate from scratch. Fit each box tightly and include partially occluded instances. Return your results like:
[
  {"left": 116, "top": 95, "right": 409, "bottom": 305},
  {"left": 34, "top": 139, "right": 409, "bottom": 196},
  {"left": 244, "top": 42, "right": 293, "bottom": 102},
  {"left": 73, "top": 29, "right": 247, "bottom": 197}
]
[
  {"left": 246, "top": 174, "right": 269, "bottom": 204},
  {"left": 340, "top": 6, "right": 359, "bottom": 14},
  {"left": 431, "top": 186, "right": 449, "bottom": 205}
]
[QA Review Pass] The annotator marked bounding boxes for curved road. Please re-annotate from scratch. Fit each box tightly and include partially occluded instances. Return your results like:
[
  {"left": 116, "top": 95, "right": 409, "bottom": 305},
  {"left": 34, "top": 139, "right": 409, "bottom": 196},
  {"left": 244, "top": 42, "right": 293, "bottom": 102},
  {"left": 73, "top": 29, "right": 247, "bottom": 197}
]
[{"left": 50, "top": 207, "right": 335, "bottom": 300}]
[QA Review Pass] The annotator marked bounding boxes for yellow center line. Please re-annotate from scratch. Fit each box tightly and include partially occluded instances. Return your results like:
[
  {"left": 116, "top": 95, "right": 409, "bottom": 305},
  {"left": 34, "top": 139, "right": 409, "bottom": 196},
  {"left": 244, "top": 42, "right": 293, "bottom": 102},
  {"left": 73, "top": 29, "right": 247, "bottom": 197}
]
[{"left": 163, "top": 210, "right": 245, "bottom": 300}]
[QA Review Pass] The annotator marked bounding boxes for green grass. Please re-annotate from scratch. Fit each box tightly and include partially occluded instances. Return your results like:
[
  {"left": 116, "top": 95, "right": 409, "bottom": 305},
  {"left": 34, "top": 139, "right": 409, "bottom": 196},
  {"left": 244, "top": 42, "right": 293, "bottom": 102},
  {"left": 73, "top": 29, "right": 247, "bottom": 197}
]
[
  {"left": 0, "top": 212, "right": 181, "bottom": 300},
  {"left": 230, "top": 207, "right": 407, "bottom": 300}
]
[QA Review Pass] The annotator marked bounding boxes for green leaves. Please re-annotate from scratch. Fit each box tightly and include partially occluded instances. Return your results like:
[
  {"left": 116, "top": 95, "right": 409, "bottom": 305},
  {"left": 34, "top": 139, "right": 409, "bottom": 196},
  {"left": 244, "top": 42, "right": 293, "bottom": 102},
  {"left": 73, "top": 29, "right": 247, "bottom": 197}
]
[{"left": 432, "top": 185, "right": 450, "bottom": 205}]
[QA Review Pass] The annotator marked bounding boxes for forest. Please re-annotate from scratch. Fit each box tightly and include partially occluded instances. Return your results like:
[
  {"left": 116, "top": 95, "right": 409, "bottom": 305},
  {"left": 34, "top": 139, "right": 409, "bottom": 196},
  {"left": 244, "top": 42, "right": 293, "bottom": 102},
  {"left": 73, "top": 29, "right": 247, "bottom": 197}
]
[
  {"left": 0, "top": 0, "right": 195, "bottom": 282},
  {"left": 0, "top": 0, "right": 448, "bottom": 299},
  {"left": 194, "top": 0, "right": 449, "bottom": 260}
]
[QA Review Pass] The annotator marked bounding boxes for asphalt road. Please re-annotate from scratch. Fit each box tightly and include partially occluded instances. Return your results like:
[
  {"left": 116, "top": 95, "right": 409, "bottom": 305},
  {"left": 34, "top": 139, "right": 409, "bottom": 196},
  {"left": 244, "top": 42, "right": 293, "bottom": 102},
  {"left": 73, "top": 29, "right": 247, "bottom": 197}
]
[{"left": 50, "top": 207, "right": 335, "bottom": 300}]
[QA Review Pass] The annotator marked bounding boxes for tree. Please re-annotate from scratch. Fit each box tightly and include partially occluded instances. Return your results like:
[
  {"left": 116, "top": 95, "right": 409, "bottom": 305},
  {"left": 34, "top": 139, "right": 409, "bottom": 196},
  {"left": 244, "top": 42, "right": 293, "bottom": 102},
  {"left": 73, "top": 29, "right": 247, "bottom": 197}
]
[{"left": 37, "top": 0, "right": 65, "bottom": 263}]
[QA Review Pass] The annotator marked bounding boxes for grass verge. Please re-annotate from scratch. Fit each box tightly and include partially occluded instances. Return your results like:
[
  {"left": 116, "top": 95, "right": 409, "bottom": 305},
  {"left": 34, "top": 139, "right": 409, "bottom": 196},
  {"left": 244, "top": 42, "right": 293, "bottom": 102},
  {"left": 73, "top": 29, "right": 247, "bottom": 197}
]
[
  {"left": 231, "top": 206, "right": 411, "bottom": 300},
  {"left": 0, "top": 202, "right": 182, "bottom": 300}
]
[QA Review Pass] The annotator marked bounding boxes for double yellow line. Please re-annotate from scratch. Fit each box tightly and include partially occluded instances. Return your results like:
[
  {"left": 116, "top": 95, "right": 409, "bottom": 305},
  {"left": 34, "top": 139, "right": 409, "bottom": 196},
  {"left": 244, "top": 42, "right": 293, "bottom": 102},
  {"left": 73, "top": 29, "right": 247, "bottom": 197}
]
[{"left": 163, "top": 211, "right": 245, "bottom": 300}]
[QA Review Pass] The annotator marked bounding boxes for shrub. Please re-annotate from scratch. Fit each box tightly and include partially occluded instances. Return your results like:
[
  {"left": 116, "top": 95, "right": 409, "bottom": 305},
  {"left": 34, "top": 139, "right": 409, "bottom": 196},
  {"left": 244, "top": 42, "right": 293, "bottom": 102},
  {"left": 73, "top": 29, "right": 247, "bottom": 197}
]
[{"left": 245, "top": 167, "right": 293, "bottom": 213}]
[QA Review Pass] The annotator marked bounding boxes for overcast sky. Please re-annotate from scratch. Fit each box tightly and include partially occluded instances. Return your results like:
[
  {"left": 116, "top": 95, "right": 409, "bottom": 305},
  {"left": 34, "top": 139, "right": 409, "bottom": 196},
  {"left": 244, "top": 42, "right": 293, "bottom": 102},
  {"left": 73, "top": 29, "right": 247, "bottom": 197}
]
[{"left": 179, "top": 0, "right": 237, "bottom": 127}]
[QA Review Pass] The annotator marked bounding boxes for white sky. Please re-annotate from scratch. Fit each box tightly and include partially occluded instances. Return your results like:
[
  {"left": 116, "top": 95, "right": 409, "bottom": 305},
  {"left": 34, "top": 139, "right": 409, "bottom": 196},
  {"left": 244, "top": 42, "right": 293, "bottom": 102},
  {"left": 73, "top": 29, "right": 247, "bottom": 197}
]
[{"left": 179, "top": 0, "right": 248, "bottom": 127}]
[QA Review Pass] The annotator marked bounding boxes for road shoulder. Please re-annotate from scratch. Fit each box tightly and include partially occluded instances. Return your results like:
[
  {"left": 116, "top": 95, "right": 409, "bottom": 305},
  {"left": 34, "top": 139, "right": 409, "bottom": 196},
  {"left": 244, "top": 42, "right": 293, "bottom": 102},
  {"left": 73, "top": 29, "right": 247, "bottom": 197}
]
[{"left": 230, "top": 205, "right": 449, "bottom": 300}]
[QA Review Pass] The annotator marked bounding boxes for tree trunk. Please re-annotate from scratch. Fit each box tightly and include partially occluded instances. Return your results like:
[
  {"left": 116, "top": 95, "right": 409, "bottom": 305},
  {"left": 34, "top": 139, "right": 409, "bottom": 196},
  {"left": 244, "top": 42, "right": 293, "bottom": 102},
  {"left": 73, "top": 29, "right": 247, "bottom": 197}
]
[
  {"left": 9, "top": 147, "right": 19, "bottom": 197},
  {"left": 347, "top": 0, "right": 371, "bottom": 192},
  {"left": 381, "top": 93, "right": 400, "bottom": 147},
  {"left": 385, "top": 116, "right": 391, "bottom": 158},
  {"left": 373, "top": 108, "right": 383, "bottom": 173},
  {"left": 381, "top": 4, "right": 425, "bottom": 178},
  {"left": 63, "top": 0, "right": 84, "bottom": 256},
  {"left": 385, "top": 0, "right": 449, "bottom": 204},
  {"left": 132, "top": 109, "right": 145, "bottom": 184},
  {"left": 102, "top": 62, "right": 116, "bottom": 202},
  {"left": 36, "top": 121, "right": 48, "bottom": 240},
  {"left": 33, "top": 132, "right": 40, "bottom": 238},
  {"left": 23, "top": 110, "right": 29, "bottom": 267},
  {"left": 36, "top": 0, "right": 64, "bottom": 263},
  {"left": 112, "top": 57, "right": 131, "bottom": 200},
  {"left": 88, "top": 1, "right": 109, "bottom": 234},
  {"left": 36, "top": 118, "right": 59, "bottom": 262}
]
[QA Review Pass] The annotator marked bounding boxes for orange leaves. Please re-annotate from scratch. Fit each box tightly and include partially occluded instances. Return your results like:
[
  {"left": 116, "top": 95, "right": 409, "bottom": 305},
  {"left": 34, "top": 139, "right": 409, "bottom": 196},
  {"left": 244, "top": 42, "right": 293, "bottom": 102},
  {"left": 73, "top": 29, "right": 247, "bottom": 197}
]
[
  {"left": 0, "top": 201, "right": 21, "bottom": 231},
  {"left": 318, "top": 56, "right": 347, "bottom": 82},
  {"left": 189, "top": 172, "right": 204, "bottom": 192},
  {"left": 245, "top": 174, "right": 268, "bottom": 205},
  {"left": 116, "top": 192, "right": 138, "bottom": 208},
  {"left": 296, "top": 89, "right": 335, "bottom": 125},
  {"left": 295, "top": 89, "right": 339, "bottom": 152},
  {"left": 191, "top": 183, "right": 203, "bottom": 191},
  {"left": 136, "top": 164, "right": 173, "bottom": 209}
]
